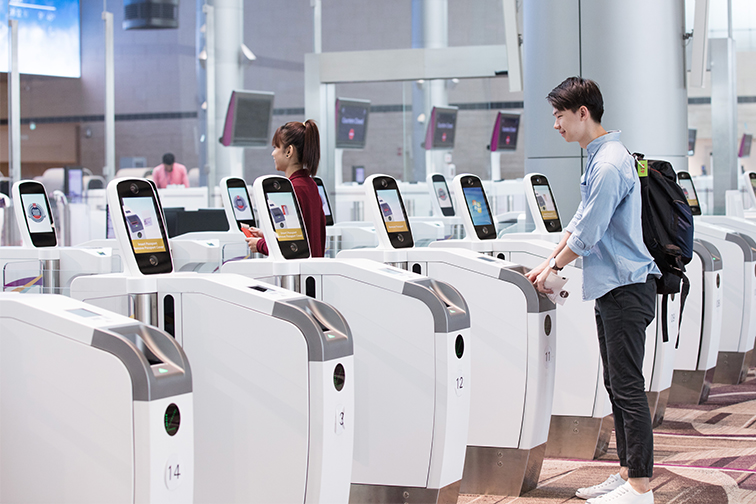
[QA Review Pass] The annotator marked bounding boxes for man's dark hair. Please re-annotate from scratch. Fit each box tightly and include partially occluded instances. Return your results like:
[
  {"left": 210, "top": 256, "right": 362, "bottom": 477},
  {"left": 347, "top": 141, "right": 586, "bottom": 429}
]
[
  {"left": 162, "top": 153, "right": 175, "bottom": 165},
  {"left": 547, "top": 77, "right": 604, "bottom": 124}
]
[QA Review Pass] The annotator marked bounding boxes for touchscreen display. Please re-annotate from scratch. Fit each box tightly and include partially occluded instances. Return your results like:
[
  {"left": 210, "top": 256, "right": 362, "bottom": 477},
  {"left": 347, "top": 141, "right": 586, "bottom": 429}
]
[
  {"left": 751, "top": 177, "right": 756, "bottom": 197},
  {"left": 21, "top": 193, "right": 53, "bottom": 234},
  {"left": 376, "top": 189, "right": 409, "bottom": 233},
  {"left": 433, "top": 181, "right": 453, "bottom": 210},
  {"left": 533, "top": 185, "right": 558, "bottom": 221},
  {"left": 266, "top": 192, "right": 305, "bottom": 241},
  {"left": 678, "top": 178, "right": 699, "bottom": 207},
  {"left": 227, "top": 187, "right": 255, "bottom": 221},
  {"left": 317, "top": 185, "right": 332, "bottom": 217},
  {"left": 462, "top": 187, "right": 492, "bottom": 226},
  {"left": 121, "top": 197, "right": 167, "bottom": 253}
]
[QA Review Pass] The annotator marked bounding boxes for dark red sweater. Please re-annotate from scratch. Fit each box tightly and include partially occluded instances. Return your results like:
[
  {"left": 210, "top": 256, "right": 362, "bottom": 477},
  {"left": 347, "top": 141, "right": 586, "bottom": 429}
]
[{"left": 257, "top": 169, "right": 326, "bottom": 257}]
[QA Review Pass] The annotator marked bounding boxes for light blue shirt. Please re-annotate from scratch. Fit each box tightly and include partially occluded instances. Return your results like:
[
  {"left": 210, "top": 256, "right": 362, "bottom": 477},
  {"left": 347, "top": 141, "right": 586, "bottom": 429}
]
[{"left": 564, "top": 131, "right": 660, "bottom": 300}]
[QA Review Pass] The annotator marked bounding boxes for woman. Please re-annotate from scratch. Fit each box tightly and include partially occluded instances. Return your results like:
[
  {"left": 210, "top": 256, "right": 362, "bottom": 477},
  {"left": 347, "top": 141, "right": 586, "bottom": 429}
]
[{"left": 245, "top": 120, "right": 326, "bottom": 257}]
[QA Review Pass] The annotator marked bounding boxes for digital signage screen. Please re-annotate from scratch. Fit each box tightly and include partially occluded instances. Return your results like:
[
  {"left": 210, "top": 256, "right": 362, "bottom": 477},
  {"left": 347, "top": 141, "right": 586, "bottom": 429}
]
[{"left": 0, "top": 1, "right": 81, "bottom": 78}]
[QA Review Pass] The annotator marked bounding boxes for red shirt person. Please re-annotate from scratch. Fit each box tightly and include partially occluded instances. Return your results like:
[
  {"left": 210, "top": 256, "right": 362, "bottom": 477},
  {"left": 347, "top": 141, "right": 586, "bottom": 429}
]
[
  {"left": 246, "top": 120, "right": 326, "bottom": 257},
  {"left": 152, "top": 153, "right": 189, "bottom": 188}
]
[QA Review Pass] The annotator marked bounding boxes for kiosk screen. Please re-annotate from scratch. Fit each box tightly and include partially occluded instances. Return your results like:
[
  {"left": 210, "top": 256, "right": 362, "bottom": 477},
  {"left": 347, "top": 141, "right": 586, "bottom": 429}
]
[
  {"left": 317, "top": 185, "right": 332, "bottom": 219},
  {"left": 678, "top": 178, "right": 699, "bottom": 208},
  {"left": 121, "top": 197, "right": 167, "bottom": 253},
  {"left": 376, "top": 189, "right": 409, "bottom": 232},
  {"left": 533, "top": 185, "right": 558, "bottom": 221},
  {"left": 21, "top": 193, "right": 54, "bottom": 234},
  {"left": 750, "top": 174, "right": 756, "bottom": 198},
  {"left": 434, "top": 181, "right": 454, "bottom": 211},
  {"left": 228, "top": 187, "right": 255, "bottom": 222},
  {"left": 266, "top": 192, "right": 305, "bottom": 241},
  {"left": 462, "top": 186, "right": 493, "bottom": 226}
]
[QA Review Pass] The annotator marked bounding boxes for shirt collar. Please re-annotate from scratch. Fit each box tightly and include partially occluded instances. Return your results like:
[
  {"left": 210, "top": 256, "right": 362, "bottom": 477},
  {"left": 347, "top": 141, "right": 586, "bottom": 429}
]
[{"left": 586, "top": 130, "right": 621, "bottom": 157}]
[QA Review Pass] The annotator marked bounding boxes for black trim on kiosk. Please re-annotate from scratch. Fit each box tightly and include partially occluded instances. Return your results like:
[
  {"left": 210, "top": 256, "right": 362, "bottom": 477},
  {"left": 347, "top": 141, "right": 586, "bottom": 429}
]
[
  {"left": 260, "top": 176, "right": 311, "bottom": 259},
  {"left": 528, "top": 174, "right": 562, "bottom": 233},
  {"left": 458, "top": 175, "right": 496, "bottom": 240},
  {"left": 370, "top": 175, "right": 414, "bottom": 248},
  {"left": 115, "top": 178, "right": 173, "bottom": 275},
  {"left": 16, "top": 180, "right": 57, "bottom": 247}
]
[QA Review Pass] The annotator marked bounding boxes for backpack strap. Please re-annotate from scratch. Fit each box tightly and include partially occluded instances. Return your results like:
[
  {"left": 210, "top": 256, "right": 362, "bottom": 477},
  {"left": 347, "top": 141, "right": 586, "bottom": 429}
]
[
  {"left": 661, "top": 294, "right": 669, "bottom": 343},
  {"left": 674, "top": 273, "right": 691, "bottom": 349}
]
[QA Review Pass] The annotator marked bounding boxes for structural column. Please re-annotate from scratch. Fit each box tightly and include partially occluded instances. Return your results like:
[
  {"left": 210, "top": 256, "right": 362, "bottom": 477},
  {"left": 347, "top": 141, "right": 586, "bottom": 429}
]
[{"left": 523, "top": 0, "right": 688, "bottom": 221}]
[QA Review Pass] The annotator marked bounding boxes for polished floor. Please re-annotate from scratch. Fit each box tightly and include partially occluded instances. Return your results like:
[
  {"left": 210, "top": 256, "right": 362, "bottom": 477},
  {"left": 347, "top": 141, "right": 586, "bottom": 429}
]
[{"left": 460, "top": 371, "right": 756, "bottom": 503}]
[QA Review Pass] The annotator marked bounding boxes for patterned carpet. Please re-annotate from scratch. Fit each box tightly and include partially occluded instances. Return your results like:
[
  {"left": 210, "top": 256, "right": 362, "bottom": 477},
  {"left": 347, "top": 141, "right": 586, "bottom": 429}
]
[{"left": 459, "top": 371, "right": 756, "bottom": 503}]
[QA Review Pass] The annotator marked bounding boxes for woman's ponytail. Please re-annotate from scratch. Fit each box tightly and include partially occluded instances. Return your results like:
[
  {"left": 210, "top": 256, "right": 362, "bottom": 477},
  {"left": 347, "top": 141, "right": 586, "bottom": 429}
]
[{"left": 301, "top": 120, "right": 320, "bottom": 176}]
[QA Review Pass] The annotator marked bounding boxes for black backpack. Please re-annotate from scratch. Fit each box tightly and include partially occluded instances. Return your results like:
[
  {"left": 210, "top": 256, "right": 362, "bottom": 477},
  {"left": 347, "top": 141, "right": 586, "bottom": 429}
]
[{"left": 632, "top": 153, "right": 695, "bottom": 345}]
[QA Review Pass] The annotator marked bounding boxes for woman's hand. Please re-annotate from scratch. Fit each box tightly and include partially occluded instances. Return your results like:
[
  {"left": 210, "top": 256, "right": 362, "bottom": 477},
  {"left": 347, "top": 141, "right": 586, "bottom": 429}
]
[{"left": 245, "top": 235, "right": 261, "bottom": 252}]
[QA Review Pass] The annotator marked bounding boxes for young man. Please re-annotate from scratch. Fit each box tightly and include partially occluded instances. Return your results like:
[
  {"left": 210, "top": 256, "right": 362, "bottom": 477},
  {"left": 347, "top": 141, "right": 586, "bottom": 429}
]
[{"left": 526, "top": 77, "right": 660, "bottom": 504}]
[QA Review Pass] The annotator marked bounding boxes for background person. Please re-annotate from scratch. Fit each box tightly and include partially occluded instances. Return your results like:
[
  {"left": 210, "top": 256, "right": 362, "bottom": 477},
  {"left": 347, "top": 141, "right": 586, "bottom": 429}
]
[
  {"left": 245, "top": 120, "right": 326, "bottom": 257},
  {"left": 152, "top": 153, "right": 189, "bottom": 188}
]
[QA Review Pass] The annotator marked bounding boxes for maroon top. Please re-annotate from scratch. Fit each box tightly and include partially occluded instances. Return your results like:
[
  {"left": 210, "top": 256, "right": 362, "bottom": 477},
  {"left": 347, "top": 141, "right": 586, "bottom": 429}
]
[{"left": 257, "top": 169, "right": 326, "bottom": 257}]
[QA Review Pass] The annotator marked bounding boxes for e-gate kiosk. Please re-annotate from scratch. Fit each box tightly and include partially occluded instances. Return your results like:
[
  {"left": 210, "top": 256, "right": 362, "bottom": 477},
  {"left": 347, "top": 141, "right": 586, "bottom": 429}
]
[
  {"left": 71, "top": 178, "right": 355, "bottom": 504},
  {"left": 222, "top": 174, "right": 472, "bottom": 504},
  {"left": 1, "top": 180, "right": 116, "bottom": 294},
  {"left": 667, "top": 173, "right": 724, "bottom": 404},
  {"left": 0, "top": 292, "right": 193, "bottom": 503},
  {"left": 519, "top": 172, "right": 684, "bottom": 427},
  {"left": 336, "top": 174, "right": 556, "bottom": 496},
  {"left": 676, "top": 172, "right": 756, "bottom": 384},
  {"left": 428, "top": 173, "right": 614, "bottom": 458},
  {"left": 668, "top": 238, "right": 723, "bottom": 404}
]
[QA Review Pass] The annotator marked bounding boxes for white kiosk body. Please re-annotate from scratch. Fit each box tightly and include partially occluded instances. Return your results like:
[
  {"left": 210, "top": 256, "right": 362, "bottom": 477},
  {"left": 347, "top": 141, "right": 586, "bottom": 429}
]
[
  {"left": 337, "top": 174, "right": 556, "bottom": 496},
  {"left": 669, "top": 239, "right": 723, "bottom": 403},
  {"left": 678, "top": 172, "right": 756, "bottom": 384},
  {"left": 520, "top": 172, "right": 682, "bottom": 429},
  {"left": 71, "top": 178, "right": 355, "bottom": 504},
  {"left": 0, "top": 292, "right": 194, "bottom": 503},
  {"left": 2, "top": 180, "right": 117, "bottom": 295},
  {"left": 224, "top": 174, "right": 472, "bottom": 503}
]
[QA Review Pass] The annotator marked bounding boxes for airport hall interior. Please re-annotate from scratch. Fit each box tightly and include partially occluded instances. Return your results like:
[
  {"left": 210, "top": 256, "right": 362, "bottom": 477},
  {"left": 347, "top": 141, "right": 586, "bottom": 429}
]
[{"left": 3, "top": 0, "right": 756, "bottom": 503}]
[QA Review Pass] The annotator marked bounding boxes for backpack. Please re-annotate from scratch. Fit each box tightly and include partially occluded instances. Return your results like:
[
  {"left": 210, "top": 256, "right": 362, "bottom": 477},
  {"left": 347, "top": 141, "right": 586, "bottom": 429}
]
[{"left": 632, "top": 153, "right": 695, "bottom": 345}]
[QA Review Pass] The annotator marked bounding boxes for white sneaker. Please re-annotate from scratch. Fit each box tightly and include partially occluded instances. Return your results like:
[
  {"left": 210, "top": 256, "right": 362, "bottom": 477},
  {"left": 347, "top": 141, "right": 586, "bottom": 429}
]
[
  {"left": 576, "top": 473, "right": 625, "bottom": 499},
  {"left": 586, "top": 481, "right": 653, "bottom": 503}
]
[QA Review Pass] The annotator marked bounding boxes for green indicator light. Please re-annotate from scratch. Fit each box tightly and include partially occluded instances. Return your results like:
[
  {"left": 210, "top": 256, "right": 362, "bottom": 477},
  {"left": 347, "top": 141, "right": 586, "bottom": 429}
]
[
  {"left": 158, "top": 368, "right": 169, "bottom": 374},
  {"left": 327, "top": 334, "right": 336, "bottom": 339}
]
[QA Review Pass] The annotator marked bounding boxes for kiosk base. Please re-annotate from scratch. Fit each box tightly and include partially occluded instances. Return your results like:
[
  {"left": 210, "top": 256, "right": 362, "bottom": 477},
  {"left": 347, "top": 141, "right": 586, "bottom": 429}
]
[
  {"left": 349, "top": 480, "right": 461, "bottom": 504},
  {"left": 545, "top": 415, "right": 613, "bottom": 460},
  {"left": 459, "top": 443, "right": 546, "bottom": 496},
  {"left": 646, "top": 388, "right": 671, "bottom": 428},
  {"left": 669, "top": 368, "right": 716, "bottom": 404},
  {"left": 713, "top": 350, "right": 751, "bottom": 385}
]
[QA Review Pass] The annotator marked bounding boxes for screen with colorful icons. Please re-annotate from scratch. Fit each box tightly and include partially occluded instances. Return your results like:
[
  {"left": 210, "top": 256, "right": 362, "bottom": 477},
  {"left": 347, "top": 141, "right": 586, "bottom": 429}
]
[
  {"left": 678, "top": 178, "right": 699, "bottom": 208},
  {"left": 751, "top": 176, "right": 756, "bottom": 197},
  {"left": 21, "top": 193, "right": 53, "bottom": 233},
  {"left": 433, "top": 181, "right": 453, "bottom": 210},
  {"left": 376, "top": 189, "right": 409, "bottom": 233},
  {"left": 121, "top": 197, "right": 166, "bottom": 254},
  {"left": 266, "top": 192, "right": 304, "bottom": 241},
  {"left": 533, "top": 185, "right": 558, "bottom": 221},
  {"left": 227, "top": 187, "right": 254, "bottom": 221},
  {"left": 0, "top": 1, "right": 81, "bottom": 78},
  {"left": 462, "top": 187, "right": 492, "bottom": 226}
]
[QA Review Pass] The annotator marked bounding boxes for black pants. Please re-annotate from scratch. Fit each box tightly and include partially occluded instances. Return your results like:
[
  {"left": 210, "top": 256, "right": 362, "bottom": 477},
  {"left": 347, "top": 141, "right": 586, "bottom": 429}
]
[{"left": 595, "top": 276, "right": 656, "bottom": 479}]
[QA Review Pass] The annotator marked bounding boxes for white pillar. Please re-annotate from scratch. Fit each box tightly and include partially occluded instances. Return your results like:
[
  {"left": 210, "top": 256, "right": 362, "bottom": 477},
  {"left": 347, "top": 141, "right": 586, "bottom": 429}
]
[
  {"left": 524, "top": 0, "right": 687, "bottom": 221},
  {"left": 7, "top": 19, "right": 20, "bottom": 185},
  {"left": 213, "top": 0, "right": 244, "bottom": 185},
  {"left": 710, "top": 38, "right": 738, "bottom": 215},
  {"left": 103, "top": 12, "right": 116, "bottom": 181},
  {"left": 423, "top": 0, "right": 449, "bottom": 179}
]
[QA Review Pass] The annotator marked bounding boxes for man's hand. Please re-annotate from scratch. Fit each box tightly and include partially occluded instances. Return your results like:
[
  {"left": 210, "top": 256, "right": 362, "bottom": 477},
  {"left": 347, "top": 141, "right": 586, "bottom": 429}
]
[
  {"left": 525, "top": 259, "right": 550, "bottom": 283},
  {"left": 533, "top": 266, "right": 555, "bottom": 294}
]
